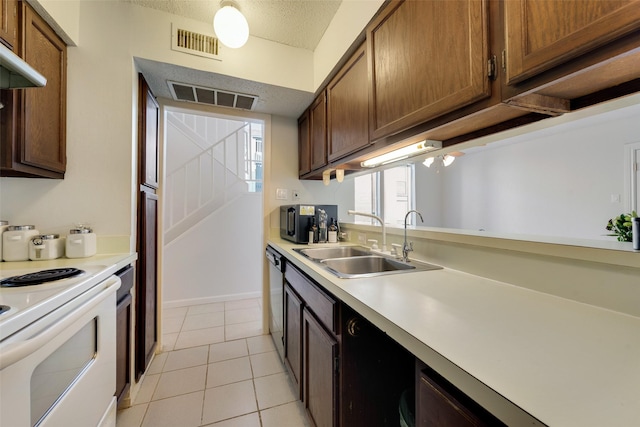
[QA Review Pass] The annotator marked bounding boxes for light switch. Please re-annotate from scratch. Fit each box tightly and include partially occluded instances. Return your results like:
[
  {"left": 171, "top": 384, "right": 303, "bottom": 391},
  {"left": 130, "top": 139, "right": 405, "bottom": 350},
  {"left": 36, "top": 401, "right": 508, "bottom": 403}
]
[
  {"left": 276, "top": 188, "right": 288, "bottom": 200},
  {"left": 610, "top": 194, "right": 621, "bottom": 203}
]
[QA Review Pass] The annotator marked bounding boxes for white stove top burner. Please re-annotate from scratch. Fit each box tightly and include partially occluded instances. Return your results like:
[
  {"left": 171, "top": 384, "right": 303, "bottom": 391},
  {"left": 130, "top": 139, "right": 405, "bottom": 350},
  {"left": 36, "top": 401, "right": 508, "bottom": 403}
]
[{"left": 0, "top": 264, "right": 108, "bottom": 341}]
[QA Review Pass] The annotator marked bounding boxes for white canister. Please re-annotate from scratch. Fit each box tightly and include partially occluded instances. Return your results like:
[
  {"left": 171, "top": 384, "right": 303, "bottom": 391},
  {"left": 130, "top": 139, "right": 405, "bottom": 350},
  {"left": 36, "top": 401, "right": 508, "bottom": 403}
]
[
  {"left": 0, "top": 220, "right": 9, "bottom": 262},
  {"left": 66, "top": 227, "right": 97, "bottom": 258},
  {"left": 3, "top": 225, "right": 39, "bottom": 262},
  {"left": 29, "top": 234, "right": 64, "bottom": 260}
]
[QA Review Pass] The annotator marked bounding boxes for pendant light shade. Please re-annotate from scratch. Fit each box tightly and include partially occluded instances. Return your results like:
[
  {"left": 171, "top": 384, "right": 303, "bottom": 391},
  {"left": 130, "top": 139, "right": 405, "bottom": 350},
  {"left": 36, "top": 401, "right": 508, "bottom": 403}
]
[{"left": 213, "top": 1, "right": 249, "bottom": 48}]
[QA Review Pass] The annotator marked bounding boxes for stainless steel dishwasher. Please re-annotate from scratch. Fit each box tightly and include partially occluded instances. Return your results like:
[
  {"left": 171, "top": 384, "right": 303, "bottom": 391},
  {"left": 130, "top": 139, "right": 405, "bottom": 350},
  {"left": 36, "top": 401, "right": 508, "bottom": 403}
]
[{"left": 266, "top": 245, "right": 285, "bottom": 361}]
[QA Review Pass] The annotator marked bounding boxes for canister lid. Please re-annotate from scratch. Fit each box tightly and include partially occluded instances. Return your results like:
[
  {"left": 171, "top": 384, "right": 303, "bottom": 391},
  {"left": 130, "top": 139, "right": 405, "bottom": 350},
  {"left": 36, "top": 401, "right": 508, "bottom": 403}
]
[
  {"left": 32, "top": 234, "right": 60, "bottom": 240},
  {"left": 70, "top": 227, "right": 93, "bottom": 234},
  {"left": 7, "top": 225, "right": 35, "bottom": 231},
  {"left": 0, "top": 220, "right": 8, "bottom": 226}
]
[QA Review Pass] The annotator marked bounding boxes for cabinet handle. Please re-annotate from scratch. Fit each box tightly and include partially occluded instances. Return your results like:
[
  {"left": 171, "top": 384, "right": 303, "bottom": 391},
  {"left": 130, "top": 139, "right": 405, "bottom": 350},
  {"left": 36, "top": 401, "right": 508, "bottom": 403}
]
[{"left": 346, "top": 317, "right": 361, "bottom": 337}]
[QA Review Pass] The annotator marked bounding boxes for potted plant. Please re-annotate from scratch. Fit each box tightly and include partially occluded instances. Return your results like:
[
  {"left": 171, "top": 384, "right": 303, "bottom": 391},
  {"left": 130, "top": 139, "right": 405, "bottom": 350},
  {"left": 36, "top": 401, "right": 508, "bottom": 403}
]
[{"left": 606, "top": 211, "right": 638, "bottom": 242}]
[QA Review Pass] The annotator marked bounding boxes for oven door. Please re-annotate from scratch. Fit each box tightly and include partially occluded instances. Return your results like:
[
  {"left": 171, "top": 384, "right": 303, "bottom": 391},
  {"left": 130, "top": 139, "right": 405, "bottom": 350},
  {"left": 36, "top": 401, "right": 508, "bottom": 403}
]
[{"left": 0, "top": 275, "right": 120, "bottom": 427}]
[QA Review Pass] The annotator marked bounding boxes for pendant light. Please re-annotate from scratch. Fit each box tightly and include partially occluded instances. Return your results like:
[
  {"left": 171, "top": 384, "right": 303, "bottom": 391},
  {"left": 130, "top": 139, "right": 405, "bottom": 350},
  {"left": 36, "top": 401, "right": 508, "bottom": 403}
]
[{"left": 213, "top": 1, "right": 249, "bottom": 49}]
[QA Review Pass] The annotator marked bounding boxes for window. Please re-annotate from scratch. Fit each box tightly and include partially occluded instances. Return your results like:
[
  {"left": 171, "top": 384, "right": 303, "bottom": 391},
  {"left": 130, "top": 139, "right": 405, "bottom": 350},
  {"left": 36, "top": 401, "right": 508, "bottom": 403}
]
[
  {"left": 244, "top": 123, "right": 263, "bottom": 193},
  {"left": 353, "top": 164, "right": 416, "bottom": 226}
]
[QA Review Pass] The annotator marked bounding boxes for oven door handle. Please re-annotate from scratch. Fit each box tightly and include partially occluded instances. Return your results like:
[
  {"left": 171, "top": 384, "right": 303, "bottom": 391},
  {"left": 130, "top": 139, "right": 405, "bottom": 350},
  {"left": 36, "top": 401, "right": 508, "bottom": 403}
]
[{"left": 0, "top": 275, "right": 121, "bottom": 370}]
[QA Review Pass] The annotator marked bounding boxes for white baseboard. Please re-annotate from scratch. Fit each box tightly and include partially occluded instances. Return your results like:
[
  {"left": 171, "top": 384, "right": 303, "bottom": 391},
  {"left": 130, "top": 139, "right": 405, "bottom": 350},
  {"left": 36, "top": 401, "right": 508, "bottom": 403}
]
[{"left": 163, "top": 291, "right": 263, "bottom": 309}]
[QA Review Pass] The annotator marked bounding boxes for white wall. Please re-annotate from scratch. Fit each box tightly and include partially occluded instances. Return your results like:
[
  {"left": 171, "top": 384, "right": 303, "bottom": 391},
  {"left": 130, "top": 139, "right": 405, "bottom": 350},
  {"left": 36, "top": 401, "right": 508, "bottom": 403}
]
[
  {"left": 266, "top": 115, "right": 355, "bottom": 233},
  {"left": 163, "top": 193, "right": 262, "bottom": 306}
]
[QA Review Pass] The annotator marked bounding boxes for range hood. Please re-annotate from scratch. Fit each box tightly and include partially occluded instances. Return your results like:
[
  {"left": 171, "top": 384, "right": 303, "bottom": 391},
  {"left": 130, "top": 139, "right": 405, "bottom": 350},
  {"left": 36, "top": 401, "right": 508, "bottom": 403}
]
[{"left": 0, "top": 43, "right": 46, "bottom": 89}]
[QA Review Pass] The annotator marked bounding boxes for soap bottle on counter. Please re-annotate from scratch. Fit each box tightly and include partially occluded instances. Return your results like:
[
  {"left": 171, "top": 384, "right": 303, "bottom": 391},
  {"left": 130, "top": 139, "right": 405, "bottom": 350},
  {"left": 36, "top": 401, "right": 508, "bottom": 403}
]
[{"left": 328, "top": 218, "right": 338, "bottom": 243}]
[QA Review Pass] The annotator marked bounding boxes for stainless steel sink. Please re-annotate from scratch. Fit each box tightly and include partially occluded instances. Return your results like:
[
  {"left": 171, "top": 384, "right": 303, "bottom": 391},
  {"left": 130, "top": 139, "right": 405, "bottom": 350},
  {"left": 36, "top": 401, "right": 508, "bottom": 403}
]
[
  {"left": 321, "top": 256, "right": 442, "bottom": 279},
  {"left": 294, "top": 246, "right": 371, "bottom": 261},
  {"left": 293, "top": 245, "right": 442, "bottom": 278}
]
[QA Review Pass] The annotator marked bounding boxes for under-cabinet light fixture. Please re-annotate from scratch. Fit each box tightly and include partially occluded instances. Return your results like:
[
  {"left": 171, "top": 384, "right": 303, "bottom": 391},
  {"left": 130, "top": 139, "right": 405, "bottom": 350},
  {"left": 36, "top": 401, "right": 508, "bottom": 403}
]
[{"left": 361, "top": 140, "right": 442, "bottom": 168}]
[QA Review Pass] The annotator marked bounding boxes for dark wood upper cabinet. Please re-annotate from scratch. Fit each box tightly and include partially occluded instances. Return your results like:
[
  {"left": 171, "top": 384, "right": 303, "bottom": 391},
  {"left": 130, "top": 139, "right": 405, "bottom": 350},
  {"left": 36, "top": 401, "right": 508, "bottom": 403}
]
[
  {"left": 327, "top": 43, "right": 370, "bottom": 162},
  {"left": 504, "top": 0, "right": 640, "bottom": 85},
  {"left": 298, "top": 110, "right": 311, "bottom": 177},
  {"left": 1, "top": 2, "right": 66, "bottom": 178},
  {"left": 309, "top": 92, "right": 328, "bottom": 172},
  {"left": 0, "top": 0, "right": 17, "bottom": 49},
  {"left": 367, "top": 0, "right": 490, "bottom": 142}
]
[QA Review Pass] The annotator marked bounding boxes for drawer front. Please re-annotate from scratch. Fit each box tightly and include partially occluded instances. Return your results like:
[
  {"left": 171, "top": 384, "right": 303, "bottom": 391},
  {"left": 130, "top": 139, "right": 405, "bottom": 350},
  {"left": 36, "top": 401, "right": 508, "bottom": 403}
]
[{"left": 285, "top": 264, "right": 338, "bottom": 333}]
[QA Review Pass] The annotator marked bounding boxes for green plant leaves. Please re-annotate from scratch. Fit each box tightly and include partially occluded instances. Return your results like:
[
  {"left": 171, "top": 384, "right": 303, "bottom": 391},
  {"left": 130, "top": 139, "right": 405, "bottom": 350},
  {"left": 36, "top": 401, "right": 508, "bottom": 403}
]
[{"left": 605, "top": 210, "right": 638, "bottom": 242}]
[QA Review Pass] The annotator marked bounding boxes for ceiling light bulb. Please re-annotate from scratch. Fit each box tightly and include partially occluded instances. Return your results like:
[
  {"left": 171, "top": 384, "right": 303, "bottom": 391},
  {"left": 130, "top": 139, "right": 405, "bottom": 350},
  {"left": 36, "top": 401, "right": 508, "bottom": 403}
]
[
  {"left": 213, "top": 2, "right": 249, "bottom": 48},
  {"left": 336, "top": 169, "right": 344, "bottom": 183},
  {"left": 422, "top": 157, "right": 435, "bottom": 168},
  {"left": 442, "top": 155, "right": 455, "bottom": 167}
]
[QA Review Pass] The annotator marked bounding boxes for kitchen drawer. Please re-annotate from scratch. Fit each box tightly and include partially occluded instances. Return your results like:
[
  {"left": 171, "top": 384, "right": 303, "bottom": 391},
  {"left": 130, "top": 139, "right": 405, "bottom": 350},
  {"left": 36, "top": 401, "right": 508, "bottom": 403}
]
[{"left": 285, "top": 264, "right": 338, "bottom": 333}]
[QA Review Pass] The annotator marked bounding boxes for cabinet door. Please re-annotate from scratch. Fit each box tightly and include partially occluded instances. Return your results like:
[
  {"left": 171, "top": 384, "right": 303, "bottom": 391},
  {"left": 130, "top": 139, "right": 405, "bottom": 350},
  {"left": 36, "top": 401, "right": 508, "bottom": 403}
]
[
  {"left": 1, "top": 3, "right": 66, "bottom": 178},
  {"left": 284, "top": 283, "right": 303, "bottom": 399},
  {"left": 136, "top": 189, "right": 158, "bottom": 378},
  {"left": 368, "top": 0, "right": 490, "bottom": 141},
  {"left": 309, "top": 92, "right": 327, "bottom": 171},
  {"left": 504, "top": 0, "right": 640, "bottom": 85},
  {"left": 116, "top": 292, "right": 132, "bottom": 403},
  {"left": 303, "top": 307, "right": 338, "bottom": 427},
  {"left": 21, "top": 4, "right": 66, "bottom": 172},
  {"left": 139, "top": 75, "right": 159, "bottom": 188},
  {"left": 298, "top": 110, "right": 311, "bottom": 176},
  {"left": 327, "top": 44, "right": 369, "bottom": 162},
  {"left": 0, "top": 0, "right": 17, "bottom": 49}
]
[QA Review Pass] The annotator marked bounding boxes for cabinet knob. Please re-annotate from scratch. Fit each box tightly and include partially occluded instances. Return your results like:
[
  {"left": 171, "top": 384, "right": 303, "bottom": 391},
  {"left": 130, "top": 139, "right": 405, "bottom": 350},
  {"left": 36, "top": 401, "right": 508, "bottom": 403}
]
[{"left": 346, "top": 317, "right": 362, "bottom": 337}]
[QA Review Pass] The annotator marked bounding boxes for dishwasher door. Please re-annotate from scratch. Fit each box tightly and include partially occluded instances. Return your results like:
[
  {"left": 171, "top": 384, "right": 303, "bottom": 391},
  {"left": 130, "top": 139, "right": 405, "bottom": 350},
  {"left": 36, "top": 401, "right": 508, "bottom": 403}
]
[{"left": 266, "top": 246, "right": 285, "bottom": 361}]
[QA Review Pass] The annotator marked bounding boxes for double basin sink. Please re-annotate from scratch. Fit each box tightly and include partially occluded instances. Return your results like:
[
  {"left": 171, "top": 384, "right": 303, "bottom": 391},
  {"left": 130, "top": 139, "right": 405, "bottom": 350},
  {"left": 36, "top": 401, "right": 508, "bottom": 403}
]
[{"left": 293, "top": 245, "right": 442, "bottom": 279}]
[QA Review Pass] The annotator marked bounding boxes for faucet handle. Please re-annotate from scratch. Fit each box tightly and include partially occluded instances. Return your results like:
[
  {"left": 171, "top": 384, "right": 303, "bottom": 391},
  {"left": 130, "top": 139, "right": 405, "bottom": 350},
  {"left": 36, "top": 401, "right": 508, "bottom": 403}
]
[
  {"left": 367, "top": 239, "right": 379, "bottom": 250},
  {"left": 391, "top": 243, "right": 402, "bottom": 258}
]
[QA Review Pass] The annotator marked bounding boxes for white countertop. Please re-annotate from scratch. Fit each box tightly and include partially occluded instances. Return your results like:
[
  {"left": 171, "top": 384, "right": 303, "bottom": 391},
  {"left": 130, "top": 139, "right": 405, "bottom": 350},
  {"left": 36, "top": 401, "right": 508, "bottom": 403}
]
[{"left": 267, "top": 239, "right": 640, "bottom": 427}]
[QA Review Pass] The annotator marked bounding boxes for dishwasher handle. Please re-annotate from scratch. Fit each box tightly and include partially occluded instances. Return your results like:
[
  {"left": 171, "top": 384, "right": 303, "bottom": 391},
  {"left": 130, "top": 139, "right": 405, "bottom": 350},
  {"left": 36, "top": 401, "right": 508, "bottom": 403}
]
[{"left": 265, "top": 247, "right": 283, "bottom": 270}]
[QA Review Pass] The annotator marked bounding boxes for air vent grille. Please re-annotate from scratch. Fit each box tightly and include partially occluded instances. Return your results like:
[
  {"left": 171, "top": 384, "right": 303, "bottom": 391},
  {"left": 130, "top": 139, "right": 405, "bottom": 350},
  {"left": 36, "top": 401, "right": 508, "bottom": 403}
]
[
  {"left": 168, "top": 81, "right": 258, "bottom": 111},
  {"left": 171, "top": 24, "right": 221, "bottom": 60}
]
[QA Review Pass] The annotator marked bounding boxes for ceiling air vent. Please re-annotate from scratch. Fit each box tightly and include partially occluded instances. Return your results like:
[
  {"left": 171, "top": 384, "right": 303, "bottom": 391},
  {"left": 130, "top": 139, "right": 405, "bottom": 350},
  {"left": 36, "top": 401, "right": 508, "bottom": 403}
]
[
  {"left": 171, "top": 24, "right": 220, "bottom": 61},
  {"left": 168, "top": 81, "right": 258, "bottom": 111}
]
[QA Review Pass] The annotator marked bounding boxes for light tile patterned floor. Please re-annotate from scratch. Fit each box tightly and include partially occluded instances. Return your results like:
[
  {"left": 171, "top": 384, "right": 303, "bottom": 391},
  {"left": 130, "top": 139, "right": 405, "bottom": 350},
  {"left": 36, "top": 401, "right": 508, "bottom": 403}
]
[{"left": 116, "top": 298, "right": 310, "bottom": 427}]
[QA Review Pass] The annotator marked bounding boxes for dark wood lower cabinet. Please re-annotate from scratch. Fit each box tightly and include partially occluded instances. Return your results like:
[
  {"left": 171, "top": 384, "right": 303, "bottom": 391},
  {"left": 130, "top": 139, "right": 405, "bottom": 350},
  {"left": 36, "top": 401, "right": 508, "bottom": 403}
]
[
  {"left": 303, "top": 307, "right": 339, "bottom": 427},
  {"left": 416, "top": 362, "right": 506, "bottom": 427},
  {"left": 115, "top": 265, "right": 134, "bottom": 404},
  {"left": 284, "top": 283, "right": 303, "bottom": 398}
]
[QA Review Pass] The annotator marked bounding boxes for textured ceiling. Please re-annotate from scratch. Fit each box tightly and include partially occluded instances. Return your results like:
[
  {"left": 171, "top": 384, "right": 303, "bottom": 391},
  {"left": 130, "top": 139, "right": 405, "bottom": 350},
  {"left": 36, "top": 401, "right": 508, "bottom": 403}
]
[
  {"left": 126, "top": 0, "right": 342, "bottom": 118},
  {"left": 126, "top": 0, "right": 342, "bottom": 51}
]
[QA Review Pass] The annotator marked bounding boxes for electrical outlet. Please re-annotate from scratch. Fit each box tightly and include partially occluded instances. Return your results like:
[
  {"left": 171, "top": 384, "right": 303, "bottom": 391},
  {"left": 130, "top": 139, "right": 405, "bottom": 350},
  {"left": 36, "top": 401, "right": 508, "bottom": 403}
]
[
  {"left": 292, "top": 190, "right": 300, "bottom": 200},
  {"left": 357, "top": 233, "right": 367, "bottom": 244}
]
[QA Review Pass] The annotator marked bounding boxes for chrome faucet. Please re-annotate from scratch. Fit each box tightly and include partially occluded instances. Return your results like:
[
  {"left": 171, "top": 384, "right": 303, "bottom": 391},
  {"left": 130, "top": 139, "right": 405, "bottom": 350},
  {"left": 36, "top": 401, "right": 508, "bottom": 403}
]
[
  {"left": 403, "top": 210, "right": 424, "bottom": 262},
  {"left": 347, "top": 210, "right": 387, "bottom": 252}
]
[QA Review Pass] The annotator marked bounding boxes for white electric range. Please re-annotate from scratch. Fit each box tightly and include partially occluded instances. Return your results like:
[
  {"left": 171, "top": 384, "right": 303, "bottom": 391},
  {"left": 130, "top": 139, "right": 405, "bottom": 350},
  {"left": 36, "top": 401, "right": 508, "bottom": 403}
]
[{"left": 0, "top": 260, "right": 127, "bottom": 427}]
